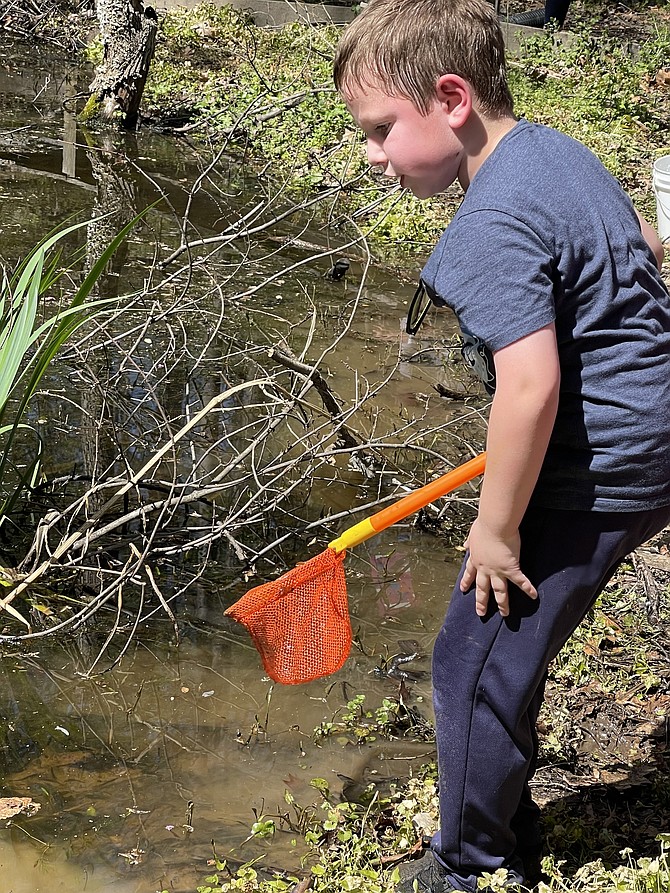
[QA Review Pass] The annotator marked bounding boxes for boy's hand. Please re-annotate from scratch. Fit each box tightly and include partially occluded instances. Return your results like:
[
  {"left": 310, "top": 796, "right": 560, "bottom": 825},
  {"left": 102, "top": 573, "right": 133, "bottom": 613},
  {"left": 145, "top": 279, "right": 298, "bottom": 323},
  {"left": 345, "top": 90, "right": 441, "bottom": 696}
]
[
  {"left": 460, "top": 518, "right": 537, "bottom": 617},
  {"left": 458, "top": 324, "right": 559, "bottom": 617}
]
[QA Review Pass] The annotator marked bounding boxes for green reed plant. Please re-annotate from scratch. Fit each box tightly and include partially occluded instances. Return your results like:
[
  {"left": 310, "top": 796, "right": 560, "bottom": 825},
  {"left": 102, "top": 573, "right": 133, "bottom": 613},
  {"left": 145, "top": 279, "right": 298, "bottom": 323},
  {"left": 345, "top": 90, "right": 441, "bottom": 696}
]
[{"left": 0, "top": 216, "right": 138, "bottom": 522}]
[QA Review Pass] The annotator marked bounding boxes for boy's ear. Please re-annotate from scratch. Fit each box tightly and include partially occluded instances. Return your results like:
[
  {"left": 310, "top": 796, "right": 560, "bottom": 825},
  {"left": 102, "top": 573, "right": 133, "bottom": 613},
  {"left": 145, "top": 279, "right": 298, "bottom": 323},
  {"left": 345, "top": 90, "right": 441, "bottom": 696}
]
[{"left": 435, "top": 74, "right": 472, "bottom": 129}]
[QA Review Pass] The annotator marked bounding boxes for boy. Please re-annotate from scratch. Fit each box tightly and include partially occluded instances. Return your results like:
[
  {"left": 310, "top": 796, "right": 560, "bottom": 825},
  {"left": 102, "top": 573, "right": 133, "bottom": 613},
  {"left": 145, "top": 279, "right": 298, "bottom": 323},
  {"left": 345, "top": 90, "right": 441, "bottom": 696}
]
[{"left": 333, "top": 0, "right": 670, "bottom": 890}]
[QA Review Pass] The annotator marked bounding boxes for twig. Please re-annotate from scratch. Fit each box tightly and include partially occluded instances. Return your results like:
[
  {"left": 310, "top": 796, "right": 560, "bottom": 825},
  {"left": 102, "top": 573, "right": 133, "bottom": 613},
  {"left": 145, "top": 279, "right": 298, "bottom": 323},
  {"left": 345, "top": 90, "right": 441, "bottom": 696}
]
[
  {"left": 267, "top": 345, "right": 365, "bottom": 454},
  {"left": 0, "top": 380, "right": 271, "bottom": 614}
]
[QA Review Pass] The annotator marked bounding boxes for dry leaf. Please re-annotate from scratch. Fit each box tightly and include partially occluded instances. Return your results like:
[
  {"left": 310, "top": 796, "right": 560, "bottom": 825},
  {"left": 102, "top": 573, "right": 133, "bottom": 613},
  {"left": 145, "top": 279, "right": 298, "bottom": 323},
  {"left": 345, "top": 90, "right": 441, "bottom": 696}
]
[{"left": 0, "top": 797, "right": 40, "bottom": 820}]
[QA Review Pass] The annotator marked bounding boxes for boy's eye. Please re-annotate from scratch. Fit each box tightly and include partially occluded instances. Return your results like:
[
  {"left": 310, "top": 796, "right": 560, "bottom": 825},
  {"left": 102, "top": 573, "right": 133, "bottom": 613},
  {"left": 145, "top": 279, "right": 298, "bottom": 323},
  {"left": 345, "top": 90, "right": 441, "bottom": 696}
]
[{"left": 375, "top": 123, "right": 390, "bottom": 136}]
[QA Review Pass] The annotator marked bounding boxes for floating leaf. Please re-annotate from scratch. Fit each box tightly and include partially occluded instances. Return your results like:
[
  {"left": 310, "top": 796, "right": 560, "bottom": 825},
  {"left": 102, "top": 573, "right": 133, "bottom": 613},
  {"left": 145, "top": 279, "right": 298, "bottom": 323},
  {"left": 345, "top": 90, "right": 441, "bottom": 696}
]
[{"left": 0, "top": 797, "right": 40, "bottom": 820}]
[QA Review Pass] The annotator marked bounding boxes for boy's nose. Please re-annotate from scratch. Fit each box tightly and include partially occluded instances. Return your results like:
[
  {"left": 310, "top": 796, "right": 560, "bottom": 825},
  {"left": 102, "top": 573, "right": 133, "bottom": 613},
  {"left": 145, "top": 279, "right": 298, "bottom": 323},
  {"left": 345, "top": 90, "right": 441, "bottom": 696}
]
[{"left": 366, "top": 139, "right": 387, "bottom": 169}]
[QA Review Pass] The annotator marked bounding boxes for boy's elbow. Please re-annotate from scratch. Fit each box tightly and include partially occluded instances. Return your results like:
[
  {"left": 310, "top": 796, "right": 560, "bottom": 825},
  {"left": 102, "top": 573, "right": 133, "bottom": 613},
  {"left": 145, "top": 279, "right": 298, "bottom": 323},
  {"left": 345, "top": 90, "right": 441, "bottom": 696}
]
[
  {"left": 635, "top": 209, "right": 665, "bottom": 270},
  {"left": 520, "top": 372, "right": 560, "bottom": 417},
  {"left": 494, "top": 364, "right": 560, "bottom": 426},
  {"left": 648, "top": 231, "right": 665, "bottom": 270},
  {"left": 652, "top": 241, "right": 665, "bottom": 270},
  {"left": 493, "top": 326, "right": 561, "bottom": 409}
]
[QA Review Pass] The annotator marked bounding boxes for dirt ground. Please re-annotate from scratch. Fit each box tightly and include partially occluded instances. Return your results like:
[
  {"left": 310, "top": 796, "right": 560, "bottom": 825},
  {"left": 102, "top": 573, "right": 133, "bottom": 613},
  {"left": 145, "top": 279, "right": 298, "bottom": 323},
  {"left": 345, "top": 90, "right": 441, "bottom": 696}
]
[{"left": 499, "top": 0, "right": 670, "bottom": 42}]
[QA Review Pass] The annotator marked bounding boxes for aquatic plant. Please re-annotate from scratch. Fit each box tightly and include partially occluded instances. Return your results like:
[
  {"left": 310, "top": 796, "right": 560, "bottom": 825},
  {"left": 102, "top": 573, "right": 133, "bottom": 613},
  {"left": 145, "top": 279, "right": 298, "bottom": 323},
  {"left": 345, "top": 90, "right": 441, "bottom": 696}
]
[
  {"left": 0, "top": 219, "right": 135, "bottom": 528},
  {"left": 196, "top": 793, "right": 670, "bottom": 892},
  {"left": 196, "top": 782, "right": 670, "bottom": 893}
]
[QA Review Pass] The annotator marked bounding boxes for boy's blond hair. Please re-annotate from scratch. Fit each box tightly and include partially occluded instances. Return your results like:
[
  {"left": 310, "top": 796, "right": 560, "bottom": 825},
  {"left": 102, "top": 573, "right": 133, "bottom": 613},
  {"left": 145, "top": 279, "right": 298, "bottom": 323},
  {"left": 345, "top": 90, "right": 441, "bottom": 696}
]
[{"left": 333, "top": 0, "right": 513, "bottom": 117}]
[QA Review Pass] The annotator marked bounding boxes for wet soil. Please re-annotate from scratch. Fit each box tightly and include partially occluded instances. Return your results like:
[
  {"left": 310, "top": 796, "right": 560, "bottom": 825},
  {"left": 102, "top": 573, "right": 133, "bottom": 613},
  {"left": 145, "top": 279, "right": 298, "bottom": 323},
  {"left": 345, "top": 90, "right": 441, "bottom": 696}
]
[{"left": 525, "top": 528, "right": 670, "bottom": 872}]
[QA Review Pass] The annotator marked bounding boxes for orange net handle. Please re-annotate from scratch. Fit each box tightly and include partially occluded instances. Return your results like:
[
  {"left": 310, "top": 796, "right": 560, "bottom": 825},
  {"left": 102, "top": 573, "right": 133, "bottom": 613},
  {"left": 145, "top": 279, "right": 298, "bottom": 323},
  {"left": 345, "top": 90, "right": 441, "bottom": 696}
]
[{"left": 328, "top": 452, "right": 486, "bottom": 553}]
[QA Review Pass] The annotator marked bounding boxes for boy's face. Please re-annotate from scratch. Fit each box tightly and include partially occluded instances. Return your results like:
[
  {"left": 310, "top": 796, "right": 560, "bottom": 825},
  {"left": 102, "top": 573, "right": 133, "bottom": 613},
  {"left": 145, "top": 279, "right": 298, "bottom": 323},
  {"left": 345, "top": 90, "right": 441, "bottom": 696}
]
[{"left": 344, "top": 83, "right": 465, "bottom": 198}]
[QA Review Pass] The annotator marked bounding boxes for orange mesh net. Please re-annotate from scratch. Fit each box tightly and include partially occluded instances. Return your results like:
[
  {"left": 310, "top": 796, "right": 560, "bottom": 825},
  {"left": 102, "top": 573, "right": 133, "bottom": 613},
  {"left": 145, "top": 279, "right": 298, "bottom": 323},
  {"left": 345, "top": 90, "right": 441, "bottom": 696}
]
[{"left": 224, "top": 548, "right": 351, "bottom": 685}]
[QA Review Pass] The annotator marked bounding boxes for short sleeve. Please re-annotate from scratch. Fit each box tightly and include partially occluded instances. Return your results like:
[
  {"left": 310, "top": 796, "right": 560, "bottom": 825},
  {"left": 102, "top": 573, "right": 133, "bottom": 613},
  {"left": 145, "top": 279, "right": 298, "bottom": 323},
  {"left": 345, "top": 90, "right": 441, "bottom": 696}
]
[{"left": 421, "top": 209, "right": 557, "bottom": 352}]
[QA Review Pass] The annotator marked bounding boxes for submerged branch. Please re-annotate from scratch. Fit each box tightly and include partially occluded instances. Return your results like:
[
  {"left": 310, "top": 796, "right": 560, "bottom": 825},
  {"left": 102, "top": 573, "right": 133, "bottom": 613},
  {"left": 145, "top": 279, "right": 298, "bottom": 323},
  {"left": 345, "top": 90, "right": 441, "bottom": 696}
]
[
  {"left": 1, "top": 379, "right": 270, "bottom": 612},
  {"left": 267, "top": 345, "right": 365, "bottom": 455}
]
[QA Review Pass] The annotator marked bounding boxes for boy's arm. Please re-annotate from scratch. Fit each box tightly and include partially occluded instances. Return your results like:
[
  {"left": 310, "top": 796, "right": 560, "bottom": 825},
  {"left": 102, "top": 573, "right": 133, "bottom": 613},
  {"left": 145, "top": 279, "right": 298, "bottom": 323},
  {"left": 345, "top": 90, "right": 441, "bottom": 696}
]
[
  {"left": 460, "top": 323, "right": 560, "bottom": 617},
  {"left": 636, "top": 209, "right": 664, "bottom": 270}
]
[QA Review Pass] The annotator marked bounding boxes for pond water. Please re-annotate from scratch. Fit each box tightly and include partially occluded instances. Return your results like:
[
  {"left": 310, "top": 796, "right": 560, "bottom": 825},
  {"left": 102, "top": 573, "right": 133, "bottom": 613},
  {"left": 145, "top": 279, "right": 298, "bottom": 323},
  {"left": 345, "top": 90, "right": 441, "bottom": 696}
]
[{"left": 0, "top": 40, "right": 486, "bottom": 892}]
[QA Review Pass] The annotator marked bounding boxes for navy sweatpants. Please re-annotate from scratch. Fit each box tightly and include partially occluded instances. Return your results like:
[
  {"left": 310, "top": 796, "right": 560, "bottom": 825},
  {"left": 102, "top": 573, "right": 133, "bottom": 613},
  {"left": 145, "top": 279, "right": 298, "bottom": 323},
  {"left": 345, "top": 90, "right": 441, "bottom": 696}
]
[{"left": 431, "top": 504, "right": 670, "bottom": 892}]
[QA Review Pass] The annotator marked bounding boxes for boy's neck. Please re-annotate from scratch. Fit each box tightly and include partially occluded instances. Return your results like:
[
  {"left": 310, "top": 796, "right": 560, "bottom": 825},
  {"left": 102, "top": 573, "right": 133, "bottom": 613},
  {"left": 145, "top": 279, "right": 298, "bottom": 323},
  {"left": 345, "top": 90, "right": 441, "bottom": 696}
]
[{"left": 458, "top": 111, "right": 519, "bottom": 190}]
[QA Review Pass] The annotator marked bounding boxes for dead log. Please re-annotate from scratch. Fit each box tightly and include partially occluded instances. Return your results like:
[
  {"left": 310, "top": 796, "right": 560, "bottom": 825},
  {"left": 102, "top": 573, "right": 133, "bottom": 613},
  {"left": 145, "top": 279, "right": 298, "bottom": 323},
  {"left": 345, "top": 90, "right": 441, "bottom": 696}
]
[{"left": 83, "top": 0, "right": 157, "bottom": 130}]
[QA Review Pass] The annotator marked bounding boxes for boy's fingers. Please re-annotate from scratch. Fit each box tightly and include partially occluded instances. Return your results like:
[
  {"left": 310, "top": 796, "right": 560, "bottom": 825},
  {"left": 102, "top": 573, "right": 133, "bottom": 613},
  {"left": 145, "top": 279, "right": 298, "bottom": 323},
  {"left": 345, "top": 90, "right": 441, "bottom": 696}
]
[
  {"left": 474, "top": 572, "right": 509, "bottom": 616},
  {"left": 467, "top": 567, "right": 538, "bottom": 616},
  {"left": 511, "top": 571, "right": 538, "bottom": 600},
  {"left": 491, "top": 576, "right": 510, "bottom": 616},
  {"left": 460, "top": 556, "right": 475, "bottom": 592},
  {"left": 475, "top": 573, "right": 491, "bottom": 616}
]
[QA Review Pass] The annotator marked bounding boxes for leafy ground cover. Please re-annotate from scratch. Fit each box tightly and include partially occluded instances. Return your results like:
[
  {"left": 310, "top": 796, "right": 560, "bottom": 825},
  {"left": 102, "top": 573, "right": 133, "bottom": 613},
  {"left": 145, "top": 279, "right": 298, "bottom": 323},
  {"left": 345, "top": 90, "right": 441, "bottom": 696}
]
[
  {"left": 133, "top": 1, "right": 670, "bottom": 259},
  {"left": 192, "top": 533, "right": 670, "bottom": 893}
]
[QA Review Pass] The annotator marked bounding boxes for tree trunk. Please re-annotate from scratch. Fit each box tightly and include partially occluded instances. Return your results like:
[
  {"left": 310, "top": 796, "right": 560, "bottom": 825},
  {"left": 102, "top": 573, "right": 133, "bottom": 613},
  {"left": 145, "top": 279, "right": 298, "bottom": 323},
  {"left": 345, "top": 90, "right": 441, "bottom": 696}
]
[{"left": 85, "top": 0, "right": 158, "bottom": 130}]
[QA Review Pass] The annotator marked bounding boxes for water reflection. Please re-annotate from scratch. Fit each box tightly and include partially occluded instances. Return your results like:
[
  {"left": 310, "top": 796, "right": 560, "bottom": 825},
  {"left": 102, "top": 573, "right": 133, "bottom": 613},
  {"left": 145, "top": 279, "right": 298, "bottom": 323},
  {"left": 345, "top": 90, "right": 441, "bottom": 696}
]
[
  {"left": 62, "top": 74, "right": 76, "bottom": 180},
  {"left": 0, "top": 38, "right": 483, "bottom": 891},
  {"left": 0, "top": 563, "right": 444, "bottom": 891}
]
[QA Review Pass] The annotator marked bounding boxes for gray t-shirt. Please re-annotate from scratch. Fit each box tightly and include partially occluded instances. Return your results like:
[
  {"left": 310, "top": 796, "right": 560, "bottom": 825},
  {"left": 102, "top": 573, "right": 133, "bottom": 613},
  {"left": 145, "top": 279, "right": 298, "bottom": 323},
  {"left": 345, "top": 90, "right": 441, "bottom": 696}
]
[{"left": 421, "top": 119, "right": 670, "bottom": 511}]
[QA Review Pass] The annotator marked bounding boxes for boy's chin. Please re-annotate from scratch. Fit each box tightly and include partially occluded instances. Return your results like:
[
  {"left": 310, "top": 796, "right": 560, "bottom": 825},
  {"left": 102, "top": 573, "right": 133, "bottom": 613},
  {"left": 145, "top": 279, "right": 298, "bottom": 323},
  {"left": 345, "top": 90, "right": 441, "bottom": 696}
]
[
  {"left": 402, "top": 176, "right": 449, "bottom": 199},
  {"left": 407, "top": 184, "right": 441, "bottom": 199},
  {"left": 400, "top": 175, "right": 456, "bottom": 199}
]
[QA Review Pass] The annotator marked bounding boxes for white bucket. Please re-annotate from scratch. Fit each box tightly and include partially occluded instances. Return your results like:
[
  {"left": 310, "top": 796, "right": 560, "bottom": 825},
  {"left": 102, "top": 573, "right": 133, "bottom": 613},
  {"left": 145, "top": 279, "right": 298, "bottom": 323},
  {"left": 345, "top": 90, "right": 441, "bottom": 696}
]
[{"left": 652, "top": 154, "right": 670, "bottom": 242}]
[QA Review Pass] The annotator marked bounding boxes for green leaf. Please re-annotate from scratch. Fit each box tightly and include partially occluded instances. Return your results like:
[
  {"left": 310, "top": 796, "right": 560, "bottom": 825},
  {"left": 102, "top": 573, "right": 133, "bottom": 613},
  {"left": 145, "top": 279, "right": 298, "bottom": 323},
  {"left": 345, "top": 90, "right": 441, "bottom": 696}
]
[{"left": 0, "top": 209, "right": 149, "bottom": 524}]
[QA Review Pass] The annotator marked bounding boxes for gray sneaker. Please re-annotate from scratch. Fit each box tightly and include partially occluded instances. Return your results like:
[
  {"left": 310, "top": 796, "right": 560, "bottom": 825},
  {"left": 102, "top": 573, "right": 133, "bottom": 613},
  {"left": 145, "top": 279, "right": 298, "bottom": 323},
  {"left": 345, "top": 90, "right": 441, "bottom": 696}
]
[
  {"left": 395, "top": 850, "right": 525, "bottom": 893},
  {"left": 395, "top": 850, "right": 459, "bottom": 893}
]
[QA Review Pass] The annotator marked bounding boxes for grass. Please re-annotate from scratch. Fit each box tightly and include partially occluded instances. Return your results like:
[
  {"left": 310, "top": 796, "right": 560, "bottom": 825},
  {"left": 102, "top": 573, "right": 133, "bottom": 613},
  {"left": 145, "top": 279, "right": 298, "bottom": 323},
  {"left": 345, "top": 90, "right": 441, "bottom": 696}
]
[
  {"left": 0, "top": 213, "right": 143, "bottom": 631},
  {"left": 0, "top": 218, "right": 138, "bottom": 525},
  {"left": 134, "top": 2, "right": 670, "bottom": 259}
]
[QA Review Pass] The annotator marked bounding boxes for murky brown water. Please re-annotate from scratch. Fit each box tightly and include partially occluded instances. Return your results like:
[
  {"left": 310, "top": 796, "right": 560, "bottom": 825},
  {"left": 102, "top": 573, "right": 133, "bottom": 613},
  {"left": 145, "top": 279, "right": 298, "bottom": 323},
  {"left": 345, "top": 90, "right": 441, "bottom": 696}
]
[{"left": 0, "top": 39, "right": 485, "bottom": 892}]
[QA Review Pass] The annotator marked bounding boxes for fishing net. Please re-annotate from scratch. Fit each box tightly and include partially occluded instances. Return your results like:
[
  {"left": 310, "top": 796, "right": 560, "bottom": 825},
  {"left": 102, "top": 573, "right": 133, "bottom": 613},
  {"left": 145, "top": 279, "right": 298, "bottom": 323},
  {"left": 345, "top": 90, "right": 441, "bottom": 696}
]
[{"left": 224, "top": 547, "right": 351, "bottom": 685}]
